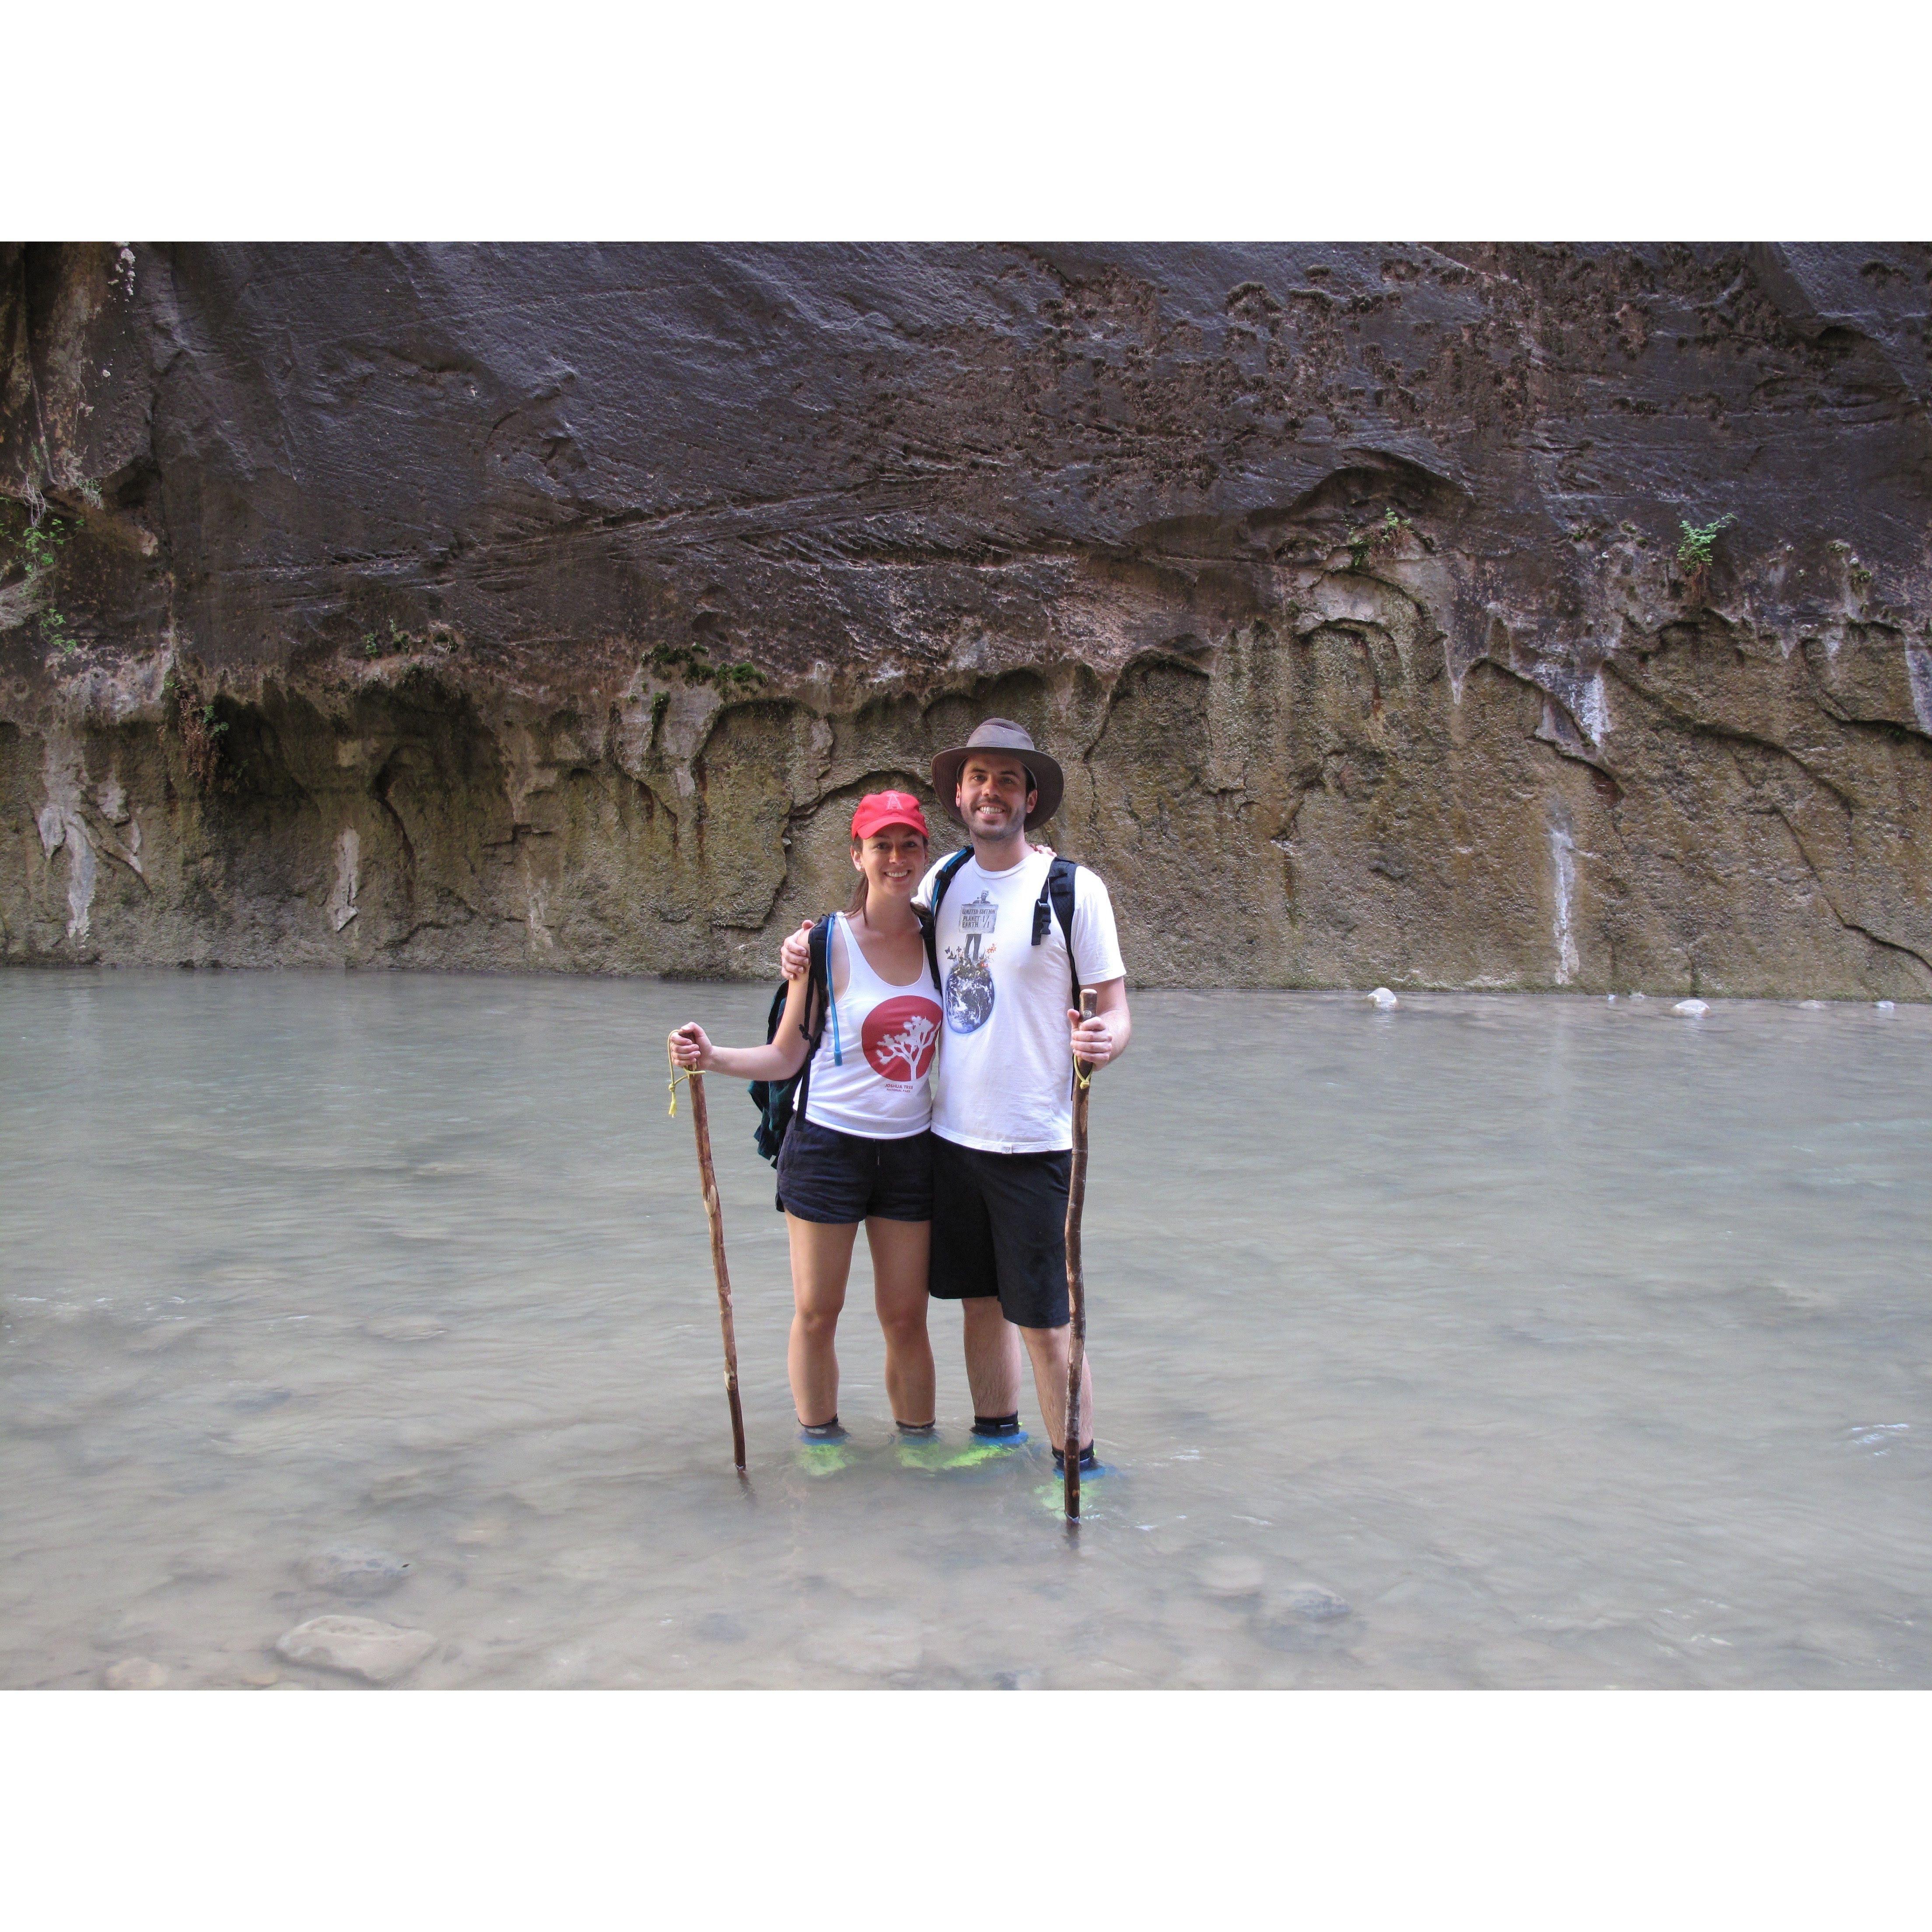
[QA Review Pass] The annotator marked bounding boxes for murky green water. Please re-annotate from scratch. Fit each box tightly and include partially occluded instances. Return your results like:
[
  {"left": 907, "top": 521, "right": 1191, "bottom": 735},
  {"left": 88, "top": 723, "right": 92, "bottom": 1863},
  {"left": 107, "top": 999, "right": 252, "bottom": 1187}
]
[{"left": 2, "top": 972, "right": 1927, "bottom": 1687}]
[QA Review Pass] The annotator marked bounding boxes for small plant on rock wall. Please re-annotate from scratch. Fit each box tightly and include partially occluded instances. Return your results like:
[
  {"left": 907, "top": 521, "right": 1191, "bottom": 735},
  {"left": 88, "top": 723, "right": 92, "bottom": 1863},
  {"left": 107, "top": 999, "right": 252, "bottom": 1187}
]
[
  {"left": 169, "top": 668, "right": 230, "bottom": 791},
  {"left": 1676, "top": 514, "right": 1735, "bottom": 601},
  {"left": 363, "top": 617, "right": 459, "bottom": 660},
  {"left": 17, "top": 437, "right": 103, "bottom": 520},
  {"left": 1827, "top": 539, "right": 1873, "bottom": 589},
  {"left": 1345, "top": 508, "right": 1412, "bottom": 574},
  {"left": 0, "top": 510, "right": 86, "bottom": 655},
  {"left": 647, "top": 640, "right": 766, "bottom": 698}
]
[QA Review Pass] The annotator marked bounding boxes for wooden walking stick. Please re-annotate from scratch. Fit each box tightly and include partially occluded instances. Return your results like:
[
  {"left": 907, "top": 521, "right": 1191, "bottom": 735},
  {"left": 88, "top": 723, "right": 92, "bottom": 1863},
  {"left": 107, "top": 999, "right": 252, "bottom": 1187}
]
[
  {"left": 1064, "top": 987, "right": 1098, "bottom": 1521},
  {"left": 670, "top": 1045, "right": 747, "bottom": 1475}
]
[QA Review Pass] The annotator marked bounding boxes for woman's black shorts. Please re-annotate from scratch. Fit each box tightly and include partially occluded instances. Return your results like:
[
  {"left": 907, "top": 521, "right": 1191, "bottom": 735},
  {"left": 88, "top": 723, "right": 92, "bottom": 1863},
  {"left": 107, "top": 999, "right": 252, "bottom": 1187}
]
[{"left": 776, "top": 1115, "right": 933, "bottom": 1224}]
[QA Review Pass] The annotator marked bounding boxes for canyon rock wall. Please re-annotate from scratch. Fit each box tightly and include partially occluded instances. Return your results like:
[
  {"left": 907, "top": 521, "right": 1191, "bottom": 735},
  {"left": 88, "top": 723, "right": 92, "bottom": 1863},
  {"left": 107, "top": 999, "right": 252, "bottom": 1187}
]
[{"left": 3, "top": 242, "right": 1929, "bottom": 994}]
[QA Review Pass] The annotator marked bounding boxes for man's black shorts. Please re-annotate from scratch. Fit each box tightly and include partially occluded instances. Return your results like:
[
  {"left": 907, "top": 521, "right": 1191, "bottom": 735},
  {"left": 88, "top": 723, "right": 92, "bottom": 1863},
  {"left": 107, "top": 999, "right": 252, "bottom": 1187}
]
[
  {"left": 776, "top": 1115, "right": 933, "bottom": 1224},
  {"left": 929, "top": 1134, "right": 1071, "bottom": 1329}
]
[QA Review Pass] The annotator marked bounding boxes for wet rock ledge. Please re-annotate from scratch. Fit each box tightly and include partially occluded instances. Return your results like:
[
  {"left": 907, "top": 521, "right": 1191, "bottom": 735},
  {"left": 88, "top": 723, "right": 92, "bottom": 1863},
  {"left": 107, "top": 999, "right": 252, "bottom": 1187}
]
[{"left": 3, "top": 242, "right": 1928, "bottom": 995}]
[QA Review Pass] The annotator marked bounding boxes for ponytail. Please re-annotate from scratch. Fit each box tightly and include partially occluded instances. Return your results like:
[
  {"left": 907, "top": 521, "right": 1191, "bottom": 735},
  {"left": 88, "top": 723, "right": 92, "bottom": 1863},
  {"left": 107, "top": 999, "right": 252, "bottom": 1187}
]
[{"left": 847, "top": 840, "right": 868, "bottom": 918}]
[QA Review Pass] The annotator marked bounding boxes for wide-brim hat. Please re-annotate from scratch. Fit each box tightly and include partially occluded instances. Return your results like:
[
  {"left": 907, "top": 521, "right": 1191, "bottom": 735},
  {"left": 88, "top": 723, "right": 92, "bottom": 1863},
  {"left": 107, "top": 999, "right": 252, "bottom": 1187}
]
[{"left": 930, "top": 718, "right": 1064, "bottom": 830}]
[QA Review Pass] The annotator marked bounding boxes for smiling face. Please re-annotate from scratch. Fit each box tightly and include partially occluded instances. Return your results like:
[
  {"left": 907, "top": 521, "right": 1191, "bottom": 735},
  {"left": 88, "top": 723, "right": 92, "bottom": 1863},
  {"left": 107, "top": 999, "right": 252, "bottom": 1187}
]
[
  {"left": 955, "top": 752, "right": 1037, "bottom": 840},
  {"left": 852, "top": 827, "right": 929, "bottom": 903}
]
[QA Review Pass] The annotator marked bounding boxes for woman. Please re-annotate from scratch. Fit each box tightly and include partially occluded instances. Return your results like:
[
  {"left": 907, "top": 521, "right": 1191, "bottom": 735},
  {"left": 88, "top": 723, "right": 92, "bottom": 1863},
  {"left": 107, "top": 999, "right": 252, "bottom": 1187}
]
[{"left": 668, "top": 791, "right": 942, "bottom": 1450}]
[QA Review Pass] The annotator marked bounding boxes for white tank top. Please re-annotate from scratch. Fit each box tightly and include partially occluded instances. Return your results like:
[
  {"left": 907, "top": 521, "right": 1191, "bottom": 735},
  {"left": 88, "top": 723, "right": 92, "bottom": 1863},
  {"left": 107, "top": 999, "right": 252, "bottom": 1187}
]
[{"left": 803, "top": 914, "right": 942, "bottom": 1139}]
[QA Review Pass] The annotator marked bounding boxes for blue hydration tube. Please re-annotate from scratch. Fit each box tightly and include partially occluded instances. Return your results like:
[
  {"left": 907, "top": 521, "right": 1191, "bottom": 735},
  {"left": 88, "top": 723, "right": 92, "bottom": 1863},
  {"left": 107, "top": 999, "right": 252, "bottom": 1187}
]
[{"left": 829, "top": 928, "right": 845, "bottom": 1065}]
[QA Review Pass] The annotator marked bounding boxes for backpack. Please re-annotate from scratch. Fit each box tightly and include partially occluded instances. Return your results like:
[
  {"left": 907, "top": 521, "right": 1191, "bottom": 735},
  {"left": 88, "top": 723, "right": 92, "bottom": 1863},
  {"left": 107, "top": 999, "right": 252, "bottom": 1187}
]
[
  {"left": 928, "top": 848, "right": 1084, "bottom": 1006},
  {"left": 747, "top": 909, "right": 947, "bottom": 1166},
  {"left": 749, "top": 914, "right": 832, "bottom": 1166}
]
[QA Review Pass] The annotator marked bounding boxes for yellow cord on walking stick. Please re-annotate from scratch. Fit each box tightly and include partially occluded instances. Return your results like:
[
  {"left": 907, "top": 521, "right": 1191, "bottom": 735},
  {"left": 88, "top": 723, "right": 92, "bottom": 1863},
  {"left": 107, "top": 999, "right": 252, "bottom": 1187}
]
[
  {"left": 1073, "top": 1012, "right": 1097, "bottom": 1091},
  {"left": 667, "top": 1041, "right": 693, "bottom": 1117}
]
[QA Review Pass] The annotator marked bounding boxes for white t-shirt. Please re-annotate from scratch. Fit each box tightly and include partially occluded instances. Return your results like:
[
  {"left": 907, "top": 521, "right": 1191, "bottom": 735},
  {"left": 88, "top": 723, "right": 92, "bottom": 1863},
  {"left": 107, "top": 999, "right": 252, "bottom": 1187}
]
[{"left": 916, "top": 847, "right": 1126, "bottom": 1155}]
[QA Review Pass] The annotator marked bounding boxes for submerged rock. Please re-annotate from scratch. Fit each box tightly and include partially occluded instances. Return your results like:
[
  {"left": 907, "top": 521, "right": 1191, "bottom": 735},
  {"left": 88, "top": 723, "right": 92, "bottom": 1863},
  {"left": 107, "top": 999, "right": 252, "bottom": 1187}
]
[
  {"left": 297, "top": 1547, "right": 411, "bottom": 1597},
  {"left": 1254, "top": 1583, "right": 1352, "bottom": 1650},
  {"left": 102, "top": 1657, "right": 169, "bottom": 1690},
  {"left": 1281, "top": 1584, "right": 1352, "bottom": 1622},
  {"left": 275, "top": 1615, "right": 436, "bottom": 1684},
  {"left": 1196, "top": 1553, "right": 1267, "bottom": 1600},
  {"left": 365, "top": 1468, "right": 439, "bottom": 1507}
]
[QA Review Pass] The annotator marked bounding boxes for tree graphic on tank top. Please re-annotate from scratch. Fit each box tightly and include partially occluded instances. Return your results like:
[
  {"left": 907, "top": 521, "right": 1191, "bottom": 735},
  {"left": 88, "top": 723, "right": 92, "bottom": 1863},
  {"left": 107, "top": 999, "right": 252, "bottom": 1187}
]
[
  {"left": 862, "top": 996, "right": 941, "bottom": 1084},
  {"left": 944, "top": 889, "right": 998, "bottom": 1034}
]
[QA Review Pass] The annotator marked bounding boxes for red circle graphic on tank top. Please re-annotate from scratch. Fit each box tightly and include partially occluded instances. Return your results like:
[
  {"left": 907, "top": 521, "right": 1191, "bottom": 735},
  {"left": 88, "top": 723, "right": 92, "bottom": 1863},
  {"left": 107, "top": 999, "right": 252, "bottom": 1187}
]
[{"left": 861, "top": 994, "right": 943, "bottom": 1084}]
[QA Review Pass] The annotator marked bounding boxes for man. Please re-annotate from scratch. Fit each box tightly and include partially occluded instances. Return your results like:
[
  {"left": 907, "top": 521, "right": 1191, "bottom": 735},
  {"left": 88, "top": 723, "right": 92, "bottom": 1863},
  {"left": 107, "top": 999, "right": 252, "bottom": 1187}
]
[{"left": 782, "top": 719, "right": 1130, "bottom": 1472}]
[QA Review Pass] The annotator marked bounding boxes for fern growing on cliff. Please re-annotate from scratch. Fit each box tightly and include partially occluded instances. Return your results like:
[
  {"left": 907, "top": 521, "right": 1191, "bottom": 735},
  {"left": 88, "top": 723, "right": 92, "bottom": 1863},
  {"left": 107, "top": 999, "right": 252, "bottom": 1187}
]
[
  {"left": 1676, "top": 514, "right": 1734, "bottom": 571},
  {"left": 1676, "top": 514, "right": 1735, "bottom": 603},
  {"left": 0, "top": 507, "right": 82, "bottom": 653}
]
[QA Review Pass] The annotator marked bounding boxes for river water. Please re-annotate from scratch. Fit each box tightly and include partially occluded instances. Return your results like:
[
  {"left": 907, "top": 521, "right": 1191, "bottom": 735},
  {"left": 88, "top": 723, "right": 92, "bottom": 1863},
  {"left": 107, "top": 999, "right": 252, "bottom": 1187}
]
[{"left": 2, "top": 973, "right": 1926, "bottom": 1689}]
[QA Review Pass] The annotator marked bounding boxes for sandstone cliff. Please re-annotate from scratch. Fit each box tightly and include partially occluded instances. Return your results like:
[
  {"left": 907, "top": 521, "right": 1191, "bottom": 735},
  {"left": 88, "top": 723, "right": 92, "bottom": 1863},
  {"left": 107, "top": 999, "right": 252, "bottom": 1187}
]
[{"left": 3, "top": 242, "right": 1928, "bottom": 994}]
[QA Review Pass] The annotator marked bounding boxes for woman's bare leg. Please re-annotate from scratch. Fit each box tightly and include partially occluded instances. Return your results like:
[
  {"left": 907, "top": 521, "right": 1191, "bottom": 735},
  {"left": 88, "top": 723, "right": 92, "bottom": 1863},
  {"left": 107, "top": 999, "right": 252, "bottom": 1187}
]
[
  {"left": 785, "top": 1214, "right": 860, "bottom": 1427},
  {"left": 864, "top": 1217, "right": 934, "bottom": 1427}
]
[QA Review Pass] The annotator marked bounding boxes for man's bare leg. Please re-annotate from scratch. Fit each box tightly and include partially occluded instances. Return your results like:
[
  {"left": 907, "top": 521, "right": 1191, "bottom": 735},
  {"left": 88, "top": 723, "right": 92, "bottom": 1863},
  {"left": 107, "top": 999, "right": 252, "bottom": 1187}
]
[
  {"left": 1018, "top": 1323, "right": 1095, "bottom": 1454},
  {"left": 960, "top": 1294, "right": 1024, "bottom": 1421}
]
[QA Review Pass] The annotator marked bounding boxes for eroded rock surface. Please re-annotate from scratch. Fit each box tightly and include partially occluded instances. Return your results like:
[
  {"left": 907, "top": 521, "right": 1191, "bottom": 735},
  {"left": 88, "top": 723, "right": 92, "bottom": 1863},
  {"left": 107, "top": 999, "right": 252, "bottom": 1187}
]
[{"left": 4, "top": 242, "right": 1929, "bottom": 994}]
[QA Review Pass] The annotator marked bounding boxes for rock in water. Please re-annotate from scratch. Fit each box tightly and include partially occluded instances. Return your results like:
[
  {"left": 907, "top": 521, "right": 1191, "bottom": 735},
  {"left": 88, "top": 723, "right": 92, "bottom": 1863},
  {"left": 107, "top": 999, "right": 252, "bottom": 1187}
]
[
  {"left": 1252, "top": 1582, "right": 1354, "bottom": 1652},
  {"left": 1370, "top": 987, "right": 1399, "bottom": 1010},
  {"left": 1673, "top": 998, "right": 1710, "bottom": 1016},
  {"left": 1196, "top": 1553, "right": 1267, "bottom": 1600},
  {"left": 275, "top": 1616, "right": 436, "bottom": 1684},
  {"left": 1282, "top": 1584, "right": 1352, "bottom": 1622},
  {"left": 297, "top": 1547, "right": 411, "bottom": 1597},
  {"left": 103, "top": 1657, "right": 169, "bottom": 1689}
]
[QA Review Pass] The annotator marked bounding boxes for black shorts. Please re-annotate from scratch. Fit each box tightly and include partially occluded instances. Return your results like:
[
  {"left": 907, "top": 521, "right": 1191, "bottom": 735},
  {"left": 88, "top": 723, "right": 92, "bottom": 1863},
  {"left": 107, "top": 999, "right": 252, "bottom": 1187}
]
[
  {"left": 776, "top": 1115, "right": 933, "bottom": 1224},
  {"left": 929, "top": 1134, "right": 1072, "bottom": 1329}
]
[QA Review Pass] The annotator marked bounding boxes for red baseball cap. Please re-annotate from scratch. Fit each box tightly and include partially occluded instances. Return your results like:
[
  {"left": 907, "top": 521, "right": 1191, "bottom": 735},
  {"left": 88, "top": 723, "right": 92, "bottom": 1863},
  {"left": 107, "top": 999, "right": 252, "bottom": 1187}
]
[{"left": 850, "top": 791, "right": 930, "bottom": 840}]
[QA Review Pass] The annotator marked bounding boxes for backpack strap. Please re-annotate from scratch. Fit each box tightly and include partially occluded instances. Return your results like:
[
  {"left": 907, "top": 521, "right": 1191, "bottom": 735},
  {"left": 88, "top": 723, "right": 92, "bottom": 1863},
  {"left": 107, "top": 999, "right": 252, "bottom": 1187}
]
[
  {"left": 1031, "top": 855, "right": 1083, "bottom": 1007},
  {"left": 922, "top": 847, "right": 973, "bottom": 990},
  {"left": 916, "top": 904, "right": 941, "bottom": 990},
  {"left": 794, "top": 914, "right": 835, "bottom": 1114},
  {"left": 927, "top": 847, "right": 973, "bottom": 924}
]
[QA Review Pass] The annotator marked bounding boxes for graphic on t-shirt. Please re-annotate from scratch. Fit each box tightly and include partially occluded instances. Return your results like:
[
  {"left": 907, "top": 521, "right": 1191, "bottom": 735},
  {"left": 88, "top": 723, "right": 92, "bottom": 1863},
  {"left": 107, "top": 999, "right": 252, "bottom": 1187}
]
[
  {"left": 944, "top": 888, "right": 999, "bottom": 1035},
  {"left": 861, "top": 994, "right": 942, "bottom": 1085}
]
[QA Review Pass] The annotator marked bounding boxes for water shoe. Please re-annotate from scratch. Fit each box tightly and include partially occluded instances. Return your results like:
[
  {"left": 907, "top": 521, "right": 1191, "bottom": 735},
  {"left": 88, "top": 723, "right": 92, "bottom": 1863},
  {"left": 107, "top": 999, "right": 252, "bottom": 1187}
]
[{"left": 796, "top": 1417, "right": 851, "bottom": 1477}]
